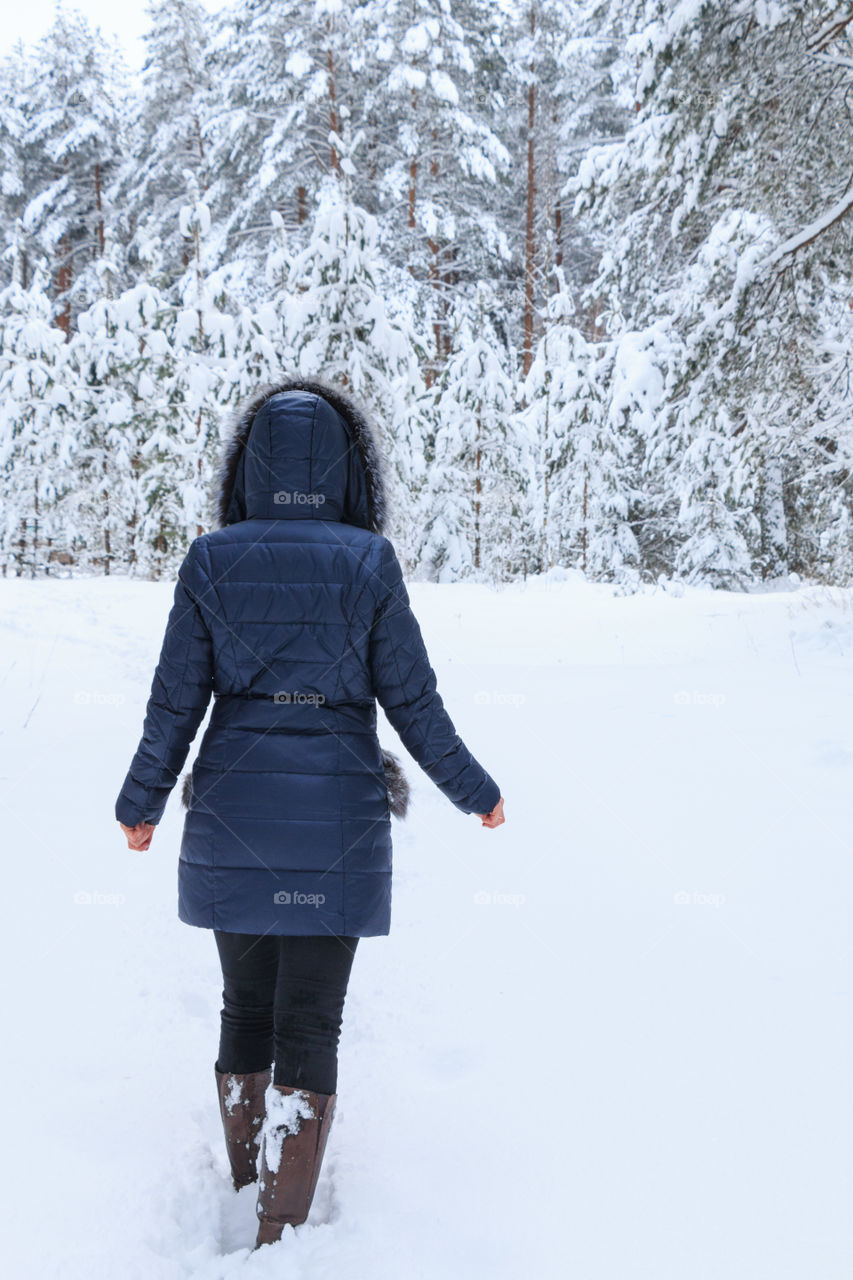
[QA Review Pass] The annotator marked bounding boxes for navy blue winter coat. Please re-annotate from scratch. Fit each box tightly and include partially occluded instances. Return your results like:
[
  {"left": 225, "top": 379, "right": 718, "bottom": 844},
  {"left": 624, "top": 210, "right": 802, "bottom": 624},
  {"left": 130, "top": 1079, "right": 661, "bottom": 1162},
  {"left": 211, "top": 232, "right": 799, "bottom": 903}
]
[{"left": 115, "top": 380, "right": 502, "bottom": 936}]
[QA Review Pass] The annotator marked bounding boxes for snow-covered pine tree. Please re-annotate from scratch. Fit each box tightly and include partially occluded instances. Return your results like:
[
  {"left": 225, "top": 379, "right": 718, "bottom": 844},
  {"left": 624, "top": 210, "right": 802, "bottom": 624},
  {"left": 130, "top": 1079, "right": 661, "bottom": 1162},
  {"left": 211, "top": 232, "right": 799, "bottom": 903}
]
[
  {"left": 0, "top": 233, "right": 75, "bottom": 575},
  {"left": 418, "top": 281, "right": 525, "bottom": 580},
  {"left": 221, "top": 266, "right": 288, "bottom": 413},
  {"left": 792, "top": 266, "right": 853, "bottom": 583},
  {"left": 161, "top": 176, "right": 233, "bottom": 553},
  {"left": 67, "top": 175, "right": 232, "bottom": 577},
  {"left": 0, "top": 42, "right": 31, "bottom": 287},
  {"left": 69, "top": 275, "right": 173, "bottom": 575},
  {"left": 66, "top": 171, "right": 230, "bottom": 581},
  {"left": 362, "top": 0, "right": 511, "bottom": 384},
  {"left": 627, "top": 209, "right": 775, "bottom": 586},
  {"left": 203, "top": 0, "right": 364, "bottom": 276},
  {"left": 115, "top": 0, "right": 212, "bottom": 289},
  {"left": 522, "top": 269, "right": 638, "bottom": 581},
  {"left": 20, "top": 7, "right": 127, "bottom": 336},
  {"left": 493, "top": 0, "right": 604, "bottom": 377},
  {"left": 273, "top": 147, "right": 429, "bottom": 562}
]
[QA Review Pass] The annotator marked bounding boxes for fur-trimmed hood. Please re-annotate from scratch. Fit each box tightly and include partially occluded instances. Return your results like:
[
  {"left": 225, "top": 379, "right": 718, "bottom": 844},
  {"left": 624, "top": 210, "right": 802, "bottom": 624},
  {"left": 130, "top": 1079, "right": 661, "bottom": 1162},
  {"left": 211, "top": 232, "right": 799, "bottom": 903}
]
[{"left": 214, "top": 377, "right": 388, "bottom": 533}]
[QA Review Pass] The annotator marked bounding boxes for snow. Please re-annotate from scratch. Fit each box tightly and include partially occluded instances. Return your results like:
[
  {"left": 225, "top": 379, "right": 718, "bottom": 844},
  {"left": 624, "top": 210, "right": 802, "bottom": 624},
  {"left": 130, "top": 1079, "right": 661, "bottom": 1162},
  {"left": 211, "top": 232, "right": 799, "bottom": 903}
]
[
  {"left": 387, "top": 64, "right": 427, "bottom": 93},
  {"left": 429, "top": 69, "right": 459, "bottom": 105},
  {"left": 609, "top": 327, "right": 669, "bottom": 433},
  {"left": 284, "top": 51, "right": 313, "bottom": 79},
  {"left": 223, "top": 1076, "right": 244, "bottom": 1117},
  {"left": 3, "top": 573, "right": 853, "bottom": 1277},
  {"left": 260, "top": 1088, "right": 316, "bottom": 1176},
  {"left": 401, "top": 21, "right": 438, "bottom": 57}
]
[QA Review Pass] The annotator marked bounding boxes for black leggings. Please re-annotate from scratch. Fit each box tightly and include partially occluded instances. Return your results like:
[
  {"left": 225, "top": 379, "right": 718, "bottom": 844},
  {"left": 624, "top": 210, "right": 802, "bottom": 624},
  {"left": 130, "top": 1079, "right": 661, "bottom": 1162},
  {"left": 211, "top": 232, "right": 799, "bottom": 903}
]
[{"left": 213, "top": 931, "right": 359, "bottom": 1095}]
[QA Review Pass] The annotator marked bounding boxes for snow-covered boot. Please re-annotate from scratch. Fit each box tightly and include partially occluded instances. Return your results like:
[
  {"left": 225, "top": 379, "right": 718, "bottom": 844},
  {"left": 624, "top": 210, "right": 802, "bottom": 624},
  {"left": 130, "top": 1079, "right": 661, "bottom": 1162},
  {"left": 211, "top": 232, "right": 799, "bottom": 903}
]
[
  {"left": 215, "top": 1065, "right": 271, "bottom": 1190},
  {"left": 254, "top": 1084, "right": 336, "bottom": 1247}
]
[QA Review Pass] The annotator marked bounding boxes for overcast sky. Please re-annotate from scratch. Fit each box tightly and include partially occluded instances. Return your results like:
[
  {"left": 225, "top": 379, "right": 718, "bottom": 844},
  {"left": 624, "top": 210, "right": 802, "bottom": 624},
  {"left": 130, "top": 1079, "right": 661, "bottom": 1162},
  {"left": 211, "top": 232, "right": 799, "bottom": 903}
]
[{"left": 1, "top": 0, "right": 225, "bottom": 69}]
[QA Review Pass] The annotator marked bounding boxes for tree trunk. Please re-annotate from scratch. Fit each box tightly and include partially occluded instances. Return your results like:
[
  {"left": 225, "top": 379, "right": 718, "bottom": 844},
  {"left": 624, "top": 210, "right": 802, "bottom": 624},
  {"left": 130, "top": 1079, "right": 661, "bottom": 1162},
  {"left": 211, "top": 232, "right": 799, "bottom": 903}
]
[
  {"left": 522, "top": 6, "right": 537, "bottom": 378},
  {"left": 32, "top": 475, "right": 39, "bottom": 579},
  {"left": 327, "top": 38, "right": 341, "bottom": 176},
  {"left": 127, "top": 454, "right": 140, "bottom": 572},
  {"left": 93, "top": 162, "right": 105, "bottom": 257},
  {"left": 197, "top": 415, "right": 205, "bottom": 538},
  {"left": 194, "top": 218, "right": 204, "bottom": 347},
  {"left": 154, "top": 515, "right": 166, "bottom": 578},
  {"left": 442, "top": 243, "right": 458, "bottom": 359},
  {"left": 540, "top": 359, "right": 551, "bottom": 570},
  {"left": 366, "top": 112, "right": 378, "bottom": 202},
  {"left": 474, "top": 431, "right": 482, "bottom": 571},
  {"left": 103, "top": 457, "right": 111, "bottom": 576},
  {"left": 552, "top": 110, "right": 563, "bottom": 270},
  {"left": 16, "top": 518, "right": 26, "bottom": 577},
  {"left": 55, "top": 235, "right": 72, "bottom": 340},
  {"left": 408, "top": 86, "right": 418, "bottom": 239},
  {"left": 193, "top": 113, "right": 206, "bottom": 168},
  {"left": 427, "top": 126, "right": 444, "bottom": 382}
]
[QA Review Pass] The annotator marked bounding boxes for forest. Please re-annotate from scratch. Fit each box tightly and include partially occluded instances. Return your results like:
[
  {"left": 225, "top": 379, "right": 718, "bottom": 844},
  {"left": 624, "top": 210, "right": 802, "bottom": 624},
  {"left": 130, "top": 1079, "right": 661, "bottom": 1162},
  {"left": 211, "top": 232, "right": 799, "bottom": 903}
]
[{"left": 2, "top": 0, "right": 853, "bottom": 586}]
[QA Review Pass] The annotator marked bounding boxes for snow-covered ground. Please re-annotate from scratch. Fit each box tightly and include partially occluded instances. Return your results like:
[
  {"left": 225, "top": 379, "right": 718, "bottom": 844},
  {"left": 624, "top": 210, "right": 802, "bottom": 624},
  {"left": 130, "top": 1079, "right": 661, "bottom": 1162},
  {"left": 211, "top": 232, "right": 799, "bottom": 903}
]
[{"left": 2, "top": 572, "right": 852, "bottom": 1279}]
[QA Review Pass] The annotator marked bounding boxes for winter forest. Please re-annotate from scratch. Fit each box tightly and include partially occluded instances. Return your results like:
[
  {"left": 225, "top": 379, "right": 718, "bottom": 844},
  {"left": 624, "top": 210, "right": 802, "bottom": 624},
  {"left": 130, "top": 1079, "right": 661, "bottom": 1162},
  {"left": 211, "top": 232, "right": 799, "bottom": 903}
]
[{"left": 3, "top": 0, "right": 853, "bottom": 587}]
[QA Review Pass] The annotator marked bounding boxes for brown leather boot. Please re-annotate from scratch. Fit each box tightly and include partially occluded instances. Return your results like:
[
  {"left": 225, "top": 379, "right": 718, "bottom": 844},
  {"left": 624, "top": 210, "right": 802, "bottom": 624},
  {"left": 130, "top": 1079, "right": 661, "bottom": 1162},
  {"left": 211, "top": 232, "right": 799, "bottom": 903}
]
[
  {"left": 215, "top": 1065, "right": 271, "bottom": 1190},
  {"left": 254, "top": 1085, "right": 337, "bottom": 1247}
]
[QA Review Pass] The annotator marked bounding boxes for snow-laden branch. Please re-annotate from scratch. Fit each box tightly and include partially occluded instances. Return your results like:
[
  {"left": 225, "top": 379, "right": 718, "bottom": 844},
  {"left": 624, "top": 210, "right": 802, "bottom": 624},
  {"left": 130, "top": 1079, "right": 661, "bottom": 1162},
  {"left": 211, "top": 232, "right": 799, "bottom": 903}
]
[
  {"left": 760, "top": 189, "right": 853, "bottom": 268},
  {"left": 807, "top": 11, "right": 853, "bottom": 53},
  {"left": 813, "top": 50, "right": 853, "bottom": 71}
]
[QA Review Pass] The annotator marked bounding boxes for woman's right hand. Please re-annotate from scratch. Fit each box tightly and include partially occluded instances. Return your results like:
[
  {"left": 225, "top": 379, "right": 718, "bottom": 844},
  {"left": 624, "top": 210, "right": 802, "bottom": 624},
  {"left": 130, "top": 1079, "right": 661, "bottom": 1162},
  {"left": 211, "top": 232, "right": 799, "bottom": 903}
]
[{"left": 476, "top": 797, "right": 505, "bottom": 828}]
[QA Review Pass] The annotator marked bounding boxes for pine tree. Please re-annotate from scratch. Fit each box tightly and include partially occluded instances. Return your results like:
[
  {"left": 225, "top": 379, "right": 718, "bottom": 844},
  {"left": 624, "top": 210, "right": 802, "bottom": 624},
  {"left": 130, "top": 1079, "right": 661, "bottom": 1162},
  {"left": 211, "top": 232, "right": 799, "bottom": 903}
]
[
  {"left": 163, "top": 176, "right": 232, "bottom": 550},
  {"left": 203, "top": 0, "right": 354, "bottom": 270},
  {"left": 70, "top": 278, "right": 170, "bottom": 574},
  {"left": 115, "top": 0, "right": 212, "bottom": 288},
  {"left": 522, "top": 271, "right": 639, "bottom": 580},
  {"left": 0, "top": 42, "right": 31, "bottom": 286},
  {"left": 0, "top": 234, "right": 75, "bottom": 575},
  {"left": 67, "top": 176, "right": 232, "bottom": 577},
  {"left": 419, "top": 281, "right": 525, "bottom": 580},
  {"left": 273, "top": 154, "right": 429, "bottom": 561},
  {"left": 494, "top": 0, "right": 600, "bottom": 376},
  {"left": 361, "top": 0, "right": 511, "bottom": 383},
  {"left": 20, "top": 7, "right": 127, "bottom": 336}
]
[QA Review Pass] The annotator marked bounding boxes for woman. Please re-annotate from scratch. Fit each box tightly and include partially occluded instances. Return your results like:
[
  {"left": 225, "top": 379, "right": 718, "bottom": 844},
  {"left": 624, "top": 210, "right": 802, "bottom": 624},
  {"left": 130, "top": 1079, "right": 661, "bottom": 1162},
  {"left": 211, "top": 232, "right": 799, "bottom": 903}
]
[{"left": 115, "top": 378, "right": 505, "bottom": 1248}]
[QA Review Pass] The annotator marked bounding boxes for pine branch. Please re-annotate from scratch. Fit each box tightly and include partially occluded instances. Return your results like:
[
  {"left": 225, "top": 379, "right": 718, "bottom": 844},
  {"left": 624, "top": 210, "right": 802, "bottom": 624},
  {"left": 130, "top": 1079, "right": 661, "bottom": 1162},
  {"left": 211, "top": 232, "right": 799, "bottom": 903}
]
[
  {"left": 760, "top": 189, "right": 853, "bottom": 269},
  {"left": 807, "top": 11, "right": 853, "bottom": 54}
]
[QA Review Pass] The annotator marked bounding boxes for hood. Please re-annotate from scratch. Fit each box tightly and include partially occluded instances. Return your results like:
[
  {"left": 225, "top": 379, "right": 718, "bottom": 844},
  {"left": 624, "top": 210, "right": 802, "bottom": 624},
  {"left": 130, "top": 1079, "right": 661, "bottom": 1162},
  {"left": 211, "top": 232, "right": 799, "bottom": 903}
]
[{"left": 214, "top": 377, "right": 387, "bottom": 533}]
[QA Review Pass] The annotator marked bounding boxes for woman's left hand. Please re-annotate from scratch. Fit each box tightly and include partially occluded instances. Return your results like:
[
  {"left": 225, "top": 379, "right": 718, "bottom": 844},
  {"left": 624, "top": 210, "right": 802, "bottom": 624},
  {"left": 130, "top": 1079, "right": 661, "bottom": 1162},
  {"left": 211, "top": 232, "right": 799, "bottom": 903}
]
[
  {"left": 476, "top": 797, "right": 505, "bottom": 829},
  {"left": 119, "top": 821, "right": 156, "bottom": 851}
]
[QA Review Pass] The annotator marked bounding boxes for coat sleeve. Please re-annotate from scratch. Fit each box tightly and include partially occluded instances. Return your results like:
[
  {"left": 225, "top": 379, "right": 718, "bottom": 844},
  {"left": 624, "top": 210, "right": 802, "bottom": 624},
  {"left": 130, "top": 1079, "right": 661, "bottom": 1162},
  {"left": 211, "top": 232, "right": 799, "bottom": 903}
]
[
  {"left": 115, "top": 541, "right": 214, "bottom": 827},
  {"left": 368, "top": 537, "right": 501, "bottom": 816}
]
